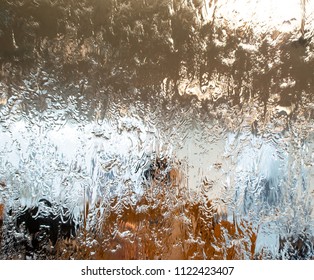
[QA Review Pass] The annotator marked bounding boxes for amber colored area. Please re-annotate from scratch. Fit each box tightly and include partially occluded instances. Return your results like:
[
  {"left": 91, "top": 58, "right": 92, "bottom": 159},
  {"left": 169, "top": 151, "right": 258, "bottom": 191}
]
[
  {"left": 57, "top": 197, "right": 256, "bottom": 260},
  {"left": 52, "top": 163, "right": 257, "bottom": 260},
  {"left": 0, "top": 204, "right": 3, "bottom": 216},
  {"left": 0, "top": 204, "right": 3, "bottom": 224}
]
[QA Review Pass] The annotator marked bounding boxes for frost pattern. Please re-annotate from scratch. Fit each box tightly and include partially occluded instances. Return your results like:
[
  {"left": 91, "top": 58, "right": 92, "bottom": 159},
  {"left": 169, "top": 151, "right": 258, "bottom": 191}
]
[{"left": 0, "top": 0, "right": 314, "bottom": 259}]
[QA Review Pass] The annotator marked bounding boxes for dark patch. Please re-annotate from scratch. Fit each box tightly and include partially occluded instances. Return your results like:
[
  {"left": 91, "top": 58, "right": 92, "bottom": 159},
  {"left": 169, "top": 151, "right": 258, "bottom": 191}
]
[
  {"left": 144, "top": 157, "right": 170, "bottom": 182},
  {"left": 15, "top": 199, "right": 77, "bottom": 256},
  {"left": 279, "top": 233, "right": 314, "bottom": 260}
]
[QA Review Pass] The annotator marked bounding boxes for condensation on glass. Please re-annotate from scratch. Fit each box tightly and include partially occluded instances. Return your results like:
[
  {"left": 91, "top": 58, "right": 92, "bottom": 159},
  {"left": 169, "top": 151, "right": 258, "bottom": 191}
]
[{"left": 0, "top": 0, "right": 314, "bottom": 259}]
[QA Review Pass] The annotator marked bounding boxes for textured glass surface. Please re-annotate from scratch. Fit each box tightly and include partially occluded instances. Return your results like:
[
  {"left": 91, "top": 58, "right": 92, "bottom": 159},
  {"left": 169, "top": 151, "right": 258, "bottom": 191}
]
[{"left": 0, "top": 0, "right": 314, "bottom": 260}]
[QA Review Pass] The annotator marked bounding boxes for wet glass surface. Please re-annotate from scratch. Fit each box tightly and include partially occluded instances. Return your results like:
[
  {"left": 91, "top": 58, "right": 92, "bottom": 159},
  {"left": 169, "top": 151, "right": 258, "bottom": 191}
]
[{"left": 0, "top": 0, "right": 314, "bottom": 259}]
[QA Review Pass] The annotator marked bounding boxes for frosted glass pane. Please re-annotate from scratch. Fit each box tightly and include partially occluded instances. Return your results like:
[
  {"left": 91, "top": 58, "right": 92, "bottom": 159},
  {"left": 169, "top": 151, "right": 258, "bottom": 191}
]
[{"left": 0, "top": 0, "right": 314, "bottom": 260}]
